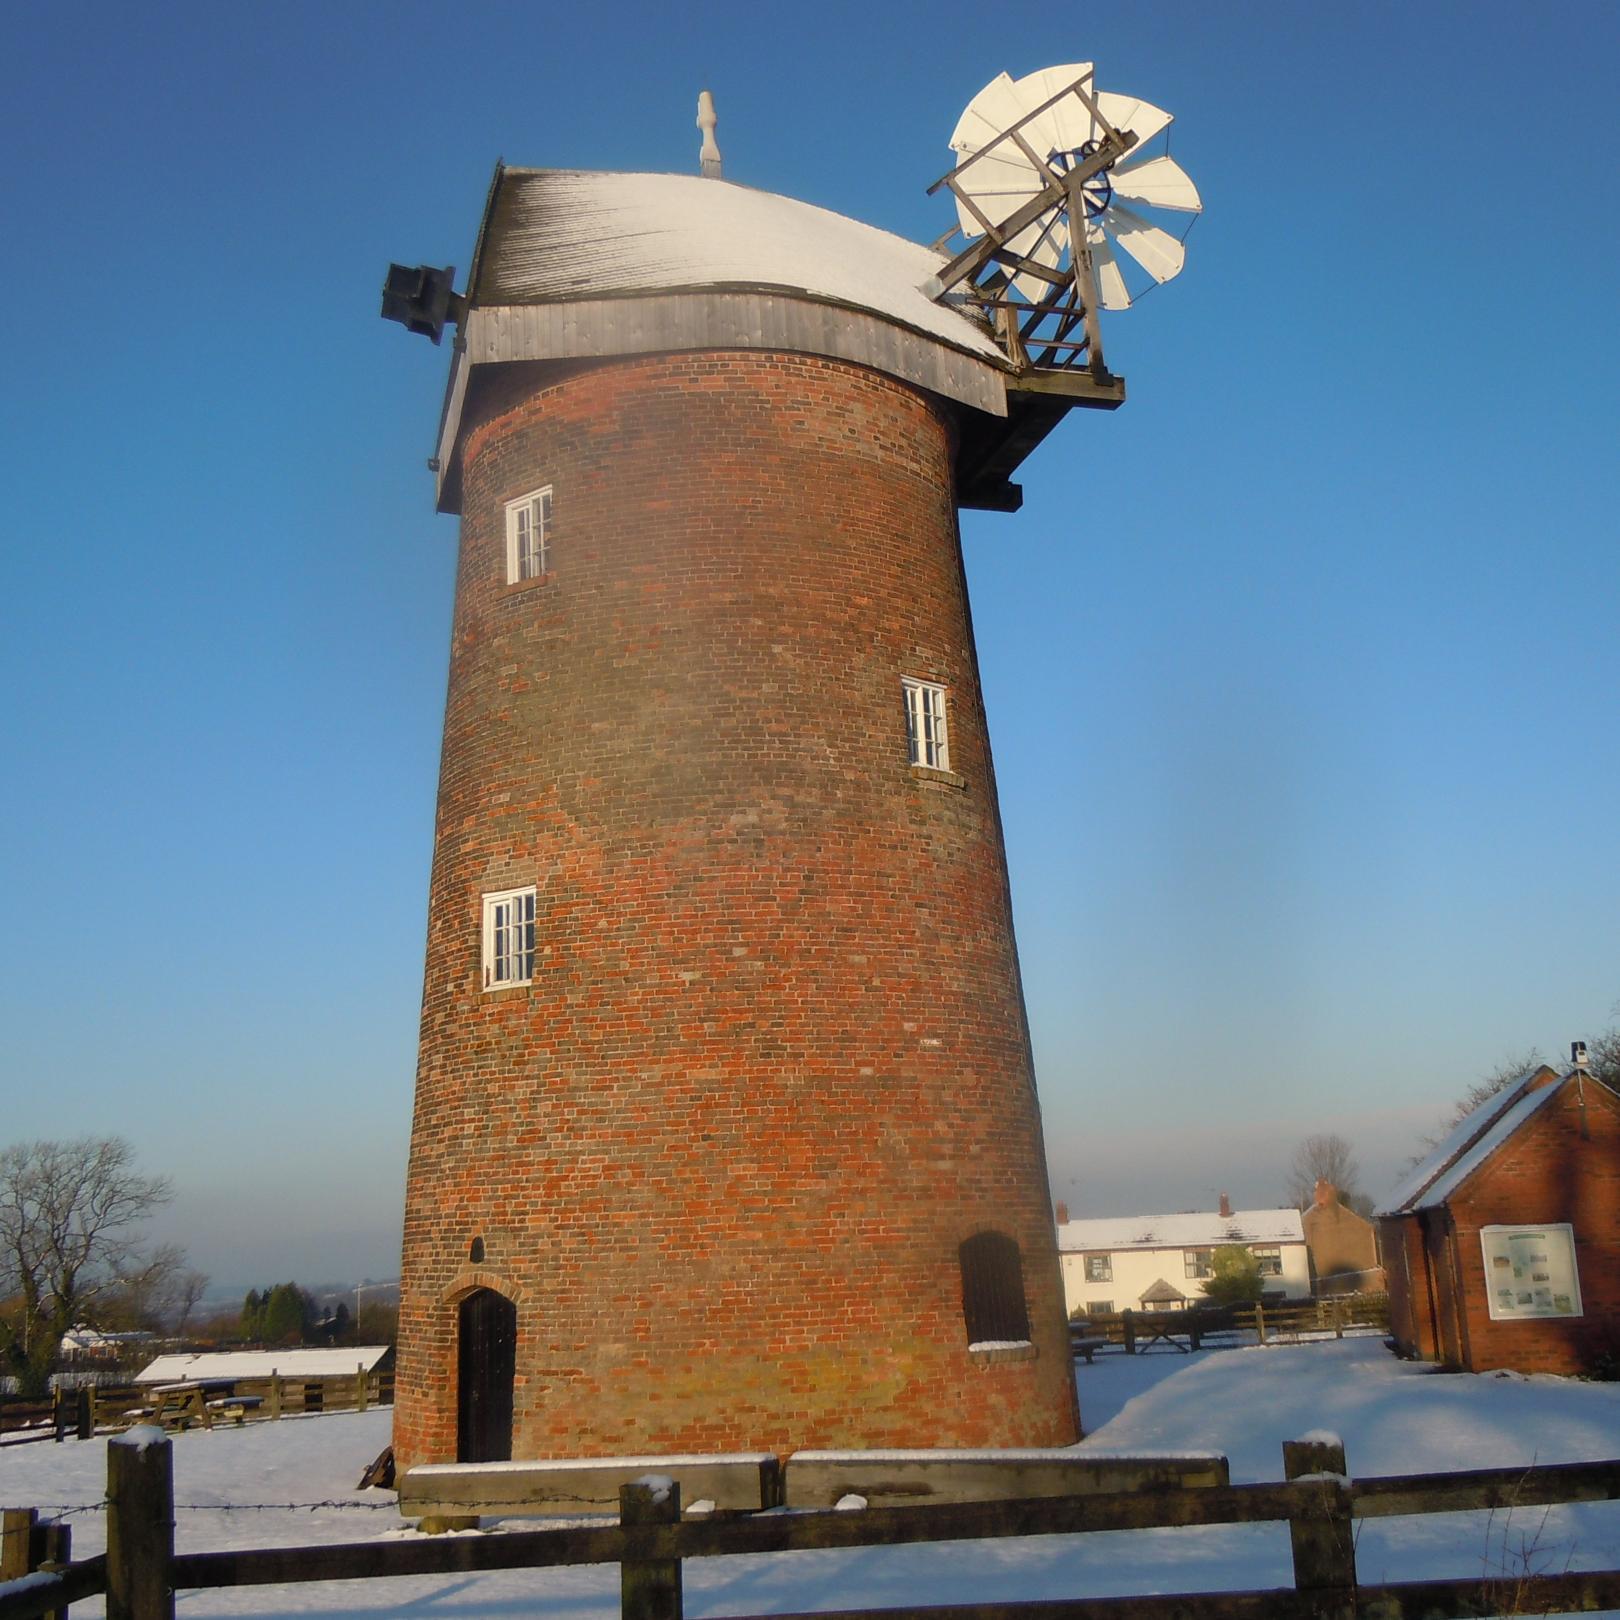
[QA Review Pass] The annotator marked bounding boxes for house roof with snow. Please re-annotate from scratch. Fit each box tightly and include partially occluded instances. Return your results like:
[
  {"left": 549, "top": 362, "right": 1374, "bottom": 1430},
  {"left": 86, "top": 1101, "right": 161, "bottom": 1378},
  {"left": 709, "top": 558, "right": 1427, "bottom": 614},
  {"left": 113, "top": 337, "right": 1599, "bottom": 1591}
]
[
  {"left": 1378, "top": 1063, "right": 1609, "bottom": 1216},
  {"left": 1057, "top": 1207, "right": 1306, "bottom": 1253},
  {"left": 135, "top": 1346, "right": 392, "bottom": 1384}
]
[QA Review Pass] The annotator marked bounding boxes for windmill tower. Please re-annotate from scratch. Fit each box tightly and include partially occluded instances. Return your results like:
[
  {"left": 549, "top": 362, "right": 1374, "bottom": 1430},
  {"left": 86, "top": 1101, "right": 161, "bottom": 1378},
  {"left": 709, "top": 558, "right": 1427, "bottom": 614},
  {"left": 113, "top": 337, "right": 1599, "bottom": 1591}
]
[{"left": 383, "top": 73, "right": 1198, "bottom": 1470}]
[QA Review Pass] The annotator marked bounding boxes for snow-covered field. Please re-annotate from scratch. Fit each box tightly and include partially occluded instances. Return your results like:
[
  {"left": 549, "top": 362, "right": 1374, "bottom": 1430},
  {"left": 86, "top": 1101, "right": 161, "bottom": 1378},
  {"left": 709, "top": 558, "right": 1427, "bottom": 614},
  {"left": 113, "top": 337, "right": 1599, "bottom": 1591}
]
[{"left": 3, "top": 1338, "right": 1618, "bottom": 1619}]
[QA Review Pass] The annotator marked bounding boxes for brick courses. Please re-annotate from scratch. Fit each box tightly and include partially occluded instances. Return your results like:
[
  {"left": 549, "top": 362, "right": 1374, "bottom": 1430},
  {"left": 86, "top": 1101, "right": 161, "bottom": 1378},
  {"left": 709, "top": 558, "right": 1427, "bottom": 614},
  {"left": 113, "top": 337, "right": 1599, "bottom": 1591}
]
[{"left": 394, "top": 351, "right": 1079, "bottom": 1470}]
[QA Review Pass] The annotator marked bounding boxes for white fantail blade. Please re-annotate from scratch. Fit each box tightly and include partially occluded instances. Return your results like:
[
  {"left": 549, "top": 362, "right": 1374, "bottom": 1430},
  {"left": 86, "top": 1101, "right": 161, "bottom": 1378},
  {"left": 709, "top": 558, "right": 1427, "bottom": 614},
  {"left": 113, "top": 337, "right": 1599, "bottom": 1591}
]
[
  {"left": 1085, "top": 219, "right": 1133, "bottom": 310},
  {"left": 1008, "top": 212, "right": 1070, "bottom": 302},
  {"left": 950, "top": 67, "right": 1091, "bottom": 156},
  {"left": 1102, "top": 200, "right": 1186, "bottom": 284},
  {"left": 1110, "top": 153, "right": 1202, "bottom": 213},
  {"left": 1094, "top": 91, "right": 1173, "bottom": 149}
]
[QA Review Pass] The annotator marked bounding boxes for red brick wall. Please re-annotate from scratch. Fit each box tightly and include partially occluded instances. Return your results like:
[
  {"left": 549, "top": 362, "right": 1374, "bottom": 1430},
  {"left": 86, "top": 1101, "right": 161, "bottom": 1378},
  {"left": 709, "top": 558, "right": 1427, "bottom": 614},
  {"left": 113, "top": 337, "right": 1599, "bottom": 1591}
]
[
  {"left": 1441, "top": 1079, "right": 1620, "bottom": 1375},
  {"left": 394, "top": 351, "right": 1078, "bottom": 1470}
]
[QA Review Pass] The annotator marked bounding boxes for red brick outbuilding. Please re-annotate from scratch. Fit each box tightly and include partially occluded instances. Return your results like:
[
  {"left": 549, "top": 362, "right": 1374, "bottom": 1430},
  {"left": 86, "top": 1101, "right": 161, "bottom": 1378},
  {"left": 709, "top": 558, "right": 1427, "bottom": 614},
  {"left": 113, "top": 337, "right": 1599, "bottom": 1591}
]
[{"left": 1380, "top": 1057, "right": 1620, "bottom": 1375}]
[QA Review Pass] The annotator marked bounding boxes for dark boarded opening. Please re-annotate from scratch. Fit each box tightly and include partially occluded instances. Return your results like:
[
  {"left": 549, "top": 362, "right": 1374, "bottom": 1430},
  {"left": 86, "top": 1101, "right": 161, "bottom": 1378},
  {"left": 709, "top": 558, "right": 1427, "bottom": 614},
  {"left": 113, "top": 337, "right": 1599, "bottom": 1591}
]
[
  {"left": 959, "top": 1230, "right": 1030, "bottom": 1343},
  {"left": 457, "top": 1288, "right": 516, "bottom": 1462}
]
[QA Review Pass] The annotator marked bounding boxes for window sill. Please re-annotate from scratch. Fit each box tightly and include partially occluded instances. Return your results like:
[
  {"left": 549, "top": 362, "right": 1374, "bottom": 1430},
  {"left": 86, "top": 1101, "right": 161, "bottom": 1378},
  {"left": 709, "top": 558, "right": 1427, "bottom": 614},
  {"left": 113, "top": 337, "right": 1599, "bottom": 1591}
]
[
  {"left": 482, "top": 981, "right": 532, "bottom": 998},
  {"left": 910, "top": 764, "right": 966, "bottom": 791},
  {"left": 504, "top": 571, "right": 555, "bottom": 596},
  {"left": 967, "top": 1340, "right": 1037, "bottom": 1366}
]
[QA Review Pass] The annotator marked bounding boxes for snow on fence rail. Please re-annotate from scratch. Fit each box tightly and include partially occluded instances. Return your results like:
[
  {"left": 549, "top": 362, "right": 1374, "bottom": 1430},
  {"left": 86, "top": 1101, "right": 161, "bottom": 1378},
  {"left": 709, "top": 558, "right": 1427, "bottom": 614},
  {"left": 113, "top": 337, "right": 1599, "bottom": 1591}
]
[{"left": 3, "top": 1427, "right": 1620, "bottom": 1620}]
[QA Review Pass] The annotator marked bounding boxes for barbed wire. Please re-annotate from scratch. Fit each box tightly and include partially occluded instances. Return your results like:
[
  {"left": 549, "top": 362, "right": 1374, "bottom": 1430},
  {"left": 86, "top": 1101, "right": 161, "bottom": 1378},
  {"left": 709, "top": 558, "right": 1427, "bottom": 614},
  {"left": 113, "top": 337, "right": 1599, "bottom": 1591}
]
[{"left": 26, "top": 1495, "right": 741, "bottom": 1517}]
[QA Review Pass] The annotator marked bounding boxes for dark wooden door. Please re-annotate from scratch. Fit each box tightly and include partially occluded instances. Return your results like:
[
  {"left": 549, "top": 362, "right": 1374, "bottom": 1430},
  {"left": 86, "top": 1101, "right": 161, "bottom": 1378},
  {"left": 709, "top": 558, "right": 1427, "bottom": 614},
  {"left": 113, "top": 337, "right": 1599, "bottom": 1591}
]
[{"left": 457, "top": 1288, "right": 516, "bottom": 1462}]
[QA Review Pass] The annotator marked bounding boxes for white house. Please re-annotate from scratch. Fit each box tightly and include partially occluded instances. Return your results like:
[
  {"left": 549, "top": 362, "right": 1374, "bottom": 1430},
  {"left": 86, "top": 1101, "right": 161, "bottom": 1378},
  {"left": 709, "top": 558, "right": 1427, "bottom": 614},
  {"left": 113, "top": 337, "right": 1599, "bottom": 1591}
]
[{"left": 1056, "top": 1199, "right": 1310, "bottom": 1316}]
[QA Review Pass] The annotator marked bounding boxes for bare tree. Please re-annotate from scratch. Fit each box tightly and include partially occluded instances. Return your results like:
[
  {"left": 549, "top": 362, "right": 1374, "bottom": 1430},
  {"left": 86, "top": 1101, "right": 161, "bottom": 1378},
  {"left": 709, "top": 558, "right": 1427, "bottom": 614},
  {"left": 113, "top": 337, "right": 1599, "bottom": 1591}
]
[
  {"left": 1286, "top": 1133, "right": 1371, "bottom": 1215},
  {"left": 1590, "top": 1025, "right": 1620, "bottom": 1091},
  {"left": 0, "top": 1136, "right": 188, "bottom": 1397}
]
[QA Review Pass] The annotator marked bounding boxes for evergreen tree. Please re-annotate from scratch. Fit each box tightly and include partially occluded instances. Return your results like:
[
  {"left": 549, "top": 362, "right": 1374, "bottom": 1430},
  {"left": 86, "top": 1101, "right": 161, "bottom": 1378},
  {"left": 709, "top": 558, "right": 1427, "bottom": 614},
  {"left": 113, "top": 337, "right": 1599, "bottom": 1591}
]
[
  {"left": 1202, "top": 1244, "right": 1263, "bottom": 1306},
  {"left": 261, "top": 1282, "right": 307, "bottom": 1344}
]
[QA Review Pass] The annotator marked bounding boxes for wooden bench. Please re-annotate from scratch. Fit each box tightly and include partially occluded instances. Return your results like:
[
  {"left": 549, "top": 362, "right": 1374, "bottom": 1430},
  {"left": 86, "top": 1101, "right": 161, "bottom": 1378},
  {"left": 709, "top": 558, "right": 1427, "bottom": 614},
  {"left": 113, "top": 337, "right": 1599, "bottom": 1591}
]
[
  {"left": 784, "top": 1449, "right": 1229, "bottom": 1508},
  {"left": 206, "top": 1394, "right": 264, "bottom": 1425},
  {"left": 399, "top": 1453, "right": 783, "bottom": 1527},
  {"left": 1070, "top": 1335, "right": 1109, "bottom": 1363}
]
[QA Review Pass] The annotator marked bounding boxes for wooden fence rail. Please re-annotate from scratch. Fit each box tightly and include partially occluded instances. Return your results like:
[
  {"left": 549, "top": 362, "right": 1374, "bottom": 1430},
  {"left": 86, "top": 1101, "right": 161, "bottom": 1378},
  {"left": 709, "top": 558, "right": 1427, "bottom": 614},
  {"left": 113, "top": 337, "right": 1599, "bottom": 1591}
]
[
  {"left": 1072, "top": 1295, "right": 1390, "bottom": 1355},
  {"left": 2, "top": 1430, "right": 1617, "bottom": 1620},
  {"left": 0, "top": 1369, "right": 394, "bottom": 1445}
]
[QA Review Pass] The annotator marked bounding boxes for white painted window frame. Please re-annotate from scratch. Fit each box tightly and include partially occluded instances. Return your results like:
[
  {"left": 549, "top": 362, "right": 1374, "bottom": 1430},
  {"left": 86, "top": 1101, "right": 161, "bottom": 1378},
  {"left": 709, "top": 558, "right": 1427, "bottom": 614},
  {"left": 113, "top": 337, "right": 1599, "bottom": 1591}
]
[
  {"left": 504, "top": 485, "right": 553, "bottom": 583},
  {"left": 482, "top": 886, "right": 536, "bottom": 990},
  {"left": 1084, "top": 1253, "right": 1112, "bottom": 1283},
  {"left": 902, "top": 676, "right": 950, "bottom": 770}
]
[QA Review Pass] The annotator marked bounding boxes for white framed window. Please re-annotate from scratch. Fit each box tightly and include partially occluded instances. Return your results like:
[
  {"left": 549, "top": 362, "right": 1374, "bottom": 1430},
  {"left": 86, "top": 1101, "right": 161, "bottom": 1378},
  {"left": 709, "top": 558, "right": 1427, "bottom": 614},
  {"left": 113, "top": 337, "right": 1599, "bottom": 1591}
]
[
  {"left": 504, "top": 486, "right": 553, "bottom": 583},
  {"left": 482, "top": 887, "right": 536, "bottom": 989},
  {"left": 1184, "top": 1248, "right": 1214, "bottom": 1279},
  {"left": 1252, "top": 1245, "right": 1283, "bottom": 1277},
  {"left": 1084, "top": 1253, "right": 1113, "bottom": 1283},
  {"left": 902, "top": 677, "right": 949, "bottom": 770}
]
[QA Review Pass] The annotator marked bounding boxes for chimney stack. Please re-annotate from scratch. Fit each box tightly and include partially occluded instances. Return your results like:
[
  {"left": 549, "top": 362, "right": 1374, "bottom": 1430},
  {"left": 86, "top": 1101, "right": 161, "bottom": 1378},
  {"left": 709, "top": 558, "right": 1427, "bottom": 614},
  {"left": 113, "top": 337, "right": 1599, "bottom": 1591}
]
[
  {"left": 1218, "top": 1191, "right": 1231, "bottom": 1219},
  {"left": 1572, "top": 1040, "right": 1589, "bottom": 1069},
  {"left": 1314, "top": 1178, "right": 1336, "bottom": 1207},
  {"left": 1055, "top": 1201, "right": 1069, "bottom": 1226}
]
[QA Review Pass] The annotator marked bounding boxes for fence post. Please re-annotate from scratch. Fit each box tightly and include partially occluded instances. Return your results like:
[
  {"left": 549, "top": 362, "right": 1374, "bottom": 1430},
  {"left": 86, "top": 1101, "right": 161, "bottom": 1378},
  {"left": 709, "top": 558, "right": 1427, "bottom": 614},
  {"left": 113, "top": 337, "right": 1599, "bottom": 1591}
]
[
  {"left": 1283, "top": 1435, "right": 1356, "bottom": 1620},
  {"left": 620, "top": 1475, "right": 682, "bottom": 1620},
  {"left": 1, "top": 1508, "right": 37, "bottom": 1580},
  {"left": 1122, "top": 1310, "right": 1136, "bottom": 1355},
  {"left": 357, "top": 1363, "right": 367, "bottom": 1413},
  {"left": 53, "top": 1385, "right": 66, "bottom": 1442},
  {"left": 32, "top": 1518, "right": 73, "bottom": 1620},
  {"left": 77, "top": 1386, "right": 94, "bottom": 1439},
  {"left": 269, "top": 1372, "right": 282, "bottom": 1420},
  {"left": 1255, "top": 1302, "right": 1268, "bottom": 1345},
  {"left": 106, "top": 1426, "right": 175, "bottom": 1620}
]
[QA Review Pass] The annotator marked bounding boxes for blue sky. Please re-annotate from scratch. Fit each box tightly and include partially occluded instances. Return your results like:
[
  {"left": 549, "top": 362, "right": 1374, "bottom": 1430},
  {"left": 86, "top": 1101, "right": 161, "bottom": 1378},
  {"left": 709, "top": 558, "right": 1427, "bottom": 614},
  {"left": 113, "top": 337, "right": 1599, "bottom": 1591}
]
[{"left": 2, "top": 2, "right": 1616, "bottom": 1287}]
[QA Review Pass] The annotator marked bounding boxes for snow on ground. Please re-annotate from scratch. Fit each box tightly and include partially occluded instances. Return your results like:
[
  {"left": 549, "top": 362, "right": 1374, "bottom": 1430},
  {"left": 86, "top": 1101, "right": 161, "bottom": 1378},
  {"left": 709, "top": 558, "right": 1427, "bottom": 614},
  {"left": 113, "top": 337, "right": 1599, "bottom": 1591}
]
[{"left": 2, "top": 1339, "right": 1617, "bottom": 1619}]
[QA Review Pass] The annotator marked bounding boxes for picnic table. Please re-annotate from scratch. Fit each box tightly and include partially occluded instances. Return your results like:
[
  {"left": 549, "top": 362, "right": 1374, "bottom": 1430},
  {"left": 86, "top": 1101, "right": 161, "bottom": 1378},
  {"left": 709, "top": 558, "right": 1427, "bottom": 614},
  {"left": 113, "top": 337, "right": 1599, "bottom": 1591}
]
[{"left": 143, "top": 1380, "right": 263, "bottom": 1430}]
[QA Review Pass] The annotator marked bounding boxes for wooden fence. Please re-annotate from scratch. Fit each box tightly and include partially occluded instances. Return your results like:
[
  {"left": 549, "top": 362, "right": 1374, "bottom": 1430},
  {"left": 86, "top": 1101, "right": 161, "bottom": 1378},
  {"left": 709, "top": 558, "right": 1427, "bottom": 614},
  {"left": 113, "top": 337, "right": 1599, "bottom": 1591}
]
[
  {"left": 1073, "top": 1294, "right": 1390, "bottom": 1355},
  {"left": 0, "top": 1368, "right": 393, "bottom": 1445},
  {"left": 4, "top": 1428, "right": 1618, "bottom": 1620}
]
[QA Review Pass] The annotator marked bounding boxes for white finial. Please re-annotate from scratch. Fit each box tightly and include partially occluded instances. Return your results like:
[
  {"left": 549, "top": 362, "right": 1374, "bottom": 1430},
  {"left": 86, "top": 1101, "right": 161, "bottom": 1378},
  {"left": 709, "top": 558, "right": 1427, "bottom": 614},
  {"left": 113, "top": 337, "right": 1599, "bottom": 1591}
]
[{"left": 697, "top": 89, "right": 722, "bottom": 179}]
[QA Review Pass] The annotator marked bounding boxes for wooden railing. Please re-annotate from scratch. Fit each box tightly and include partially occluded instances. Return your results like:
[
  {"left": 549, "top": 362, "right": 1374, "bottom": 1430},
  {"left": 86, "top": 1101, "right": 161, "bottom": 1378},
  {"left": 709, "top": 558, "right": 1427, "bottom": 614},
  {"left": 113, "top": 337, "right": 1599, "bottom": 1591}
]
[
  {"left": 3, "top": 1428, "right": 1617, "bottom": 1620},
  {"left": 1072, "top": 1293, "right": 1390, "bottom": 1354},
  {"left": 0, "top": 1368, "right": 393, "bottom": 1445}
]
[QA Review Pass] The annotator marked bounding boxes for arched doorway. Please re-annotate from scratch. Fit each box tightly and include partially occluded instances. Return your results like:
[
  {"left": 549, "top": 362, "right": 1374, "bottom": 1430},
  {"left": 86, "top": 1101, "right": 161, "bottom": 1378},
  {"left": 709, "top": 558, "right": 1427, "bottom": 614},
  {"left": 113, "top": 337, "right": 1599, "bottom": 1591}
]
[{"left": 457, "top": 1288, "right": 516, "bottom": 1462}]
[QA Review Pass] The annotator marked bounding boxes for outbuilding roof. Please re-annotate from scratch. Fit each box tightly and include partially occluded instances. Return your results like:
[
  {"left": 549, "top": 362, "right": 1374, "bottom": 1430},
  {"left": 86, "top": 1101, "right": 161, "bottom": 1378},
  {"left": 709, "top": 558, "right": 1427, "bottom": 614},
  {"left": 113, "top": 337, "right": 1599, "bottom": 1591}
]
[
  {"left": 468, "top": 168, "right": 1005, "bottom": 363},
  {"left": 135, "top": 1346, "right": 391, "bottom": 1383},
  {"left": 1377, "top": 1063, "right": 1599, "bottom": 1216},
  {"left": 1057, "top": 1208, "right": 1305, "bottom": 1252}
]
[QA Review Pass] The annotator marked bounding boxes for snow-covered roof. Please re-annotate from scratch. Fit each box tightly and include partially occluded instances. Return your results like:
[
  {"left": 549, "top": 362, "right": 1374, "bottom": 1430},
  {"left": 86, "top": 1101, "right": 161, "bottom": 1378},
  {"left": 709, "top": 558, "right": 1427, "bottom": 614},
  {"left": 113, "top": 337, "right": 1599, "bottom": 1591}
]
[
  {"left": 1057, "top": 1208, "right": 1305, "bottom": 1252},
  {"left": 471, "top": 169, "right": 1004, "bottom": 363},
  {"left": 135, "top": 1346, "right": 391, "bottom": 1383},
  {"left": 1380, "top": 1066, "right": 1553, "bottom": 1215},
  {"left": 1378, "top": 1064, "right": 1590, "bottom": 1216}
]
